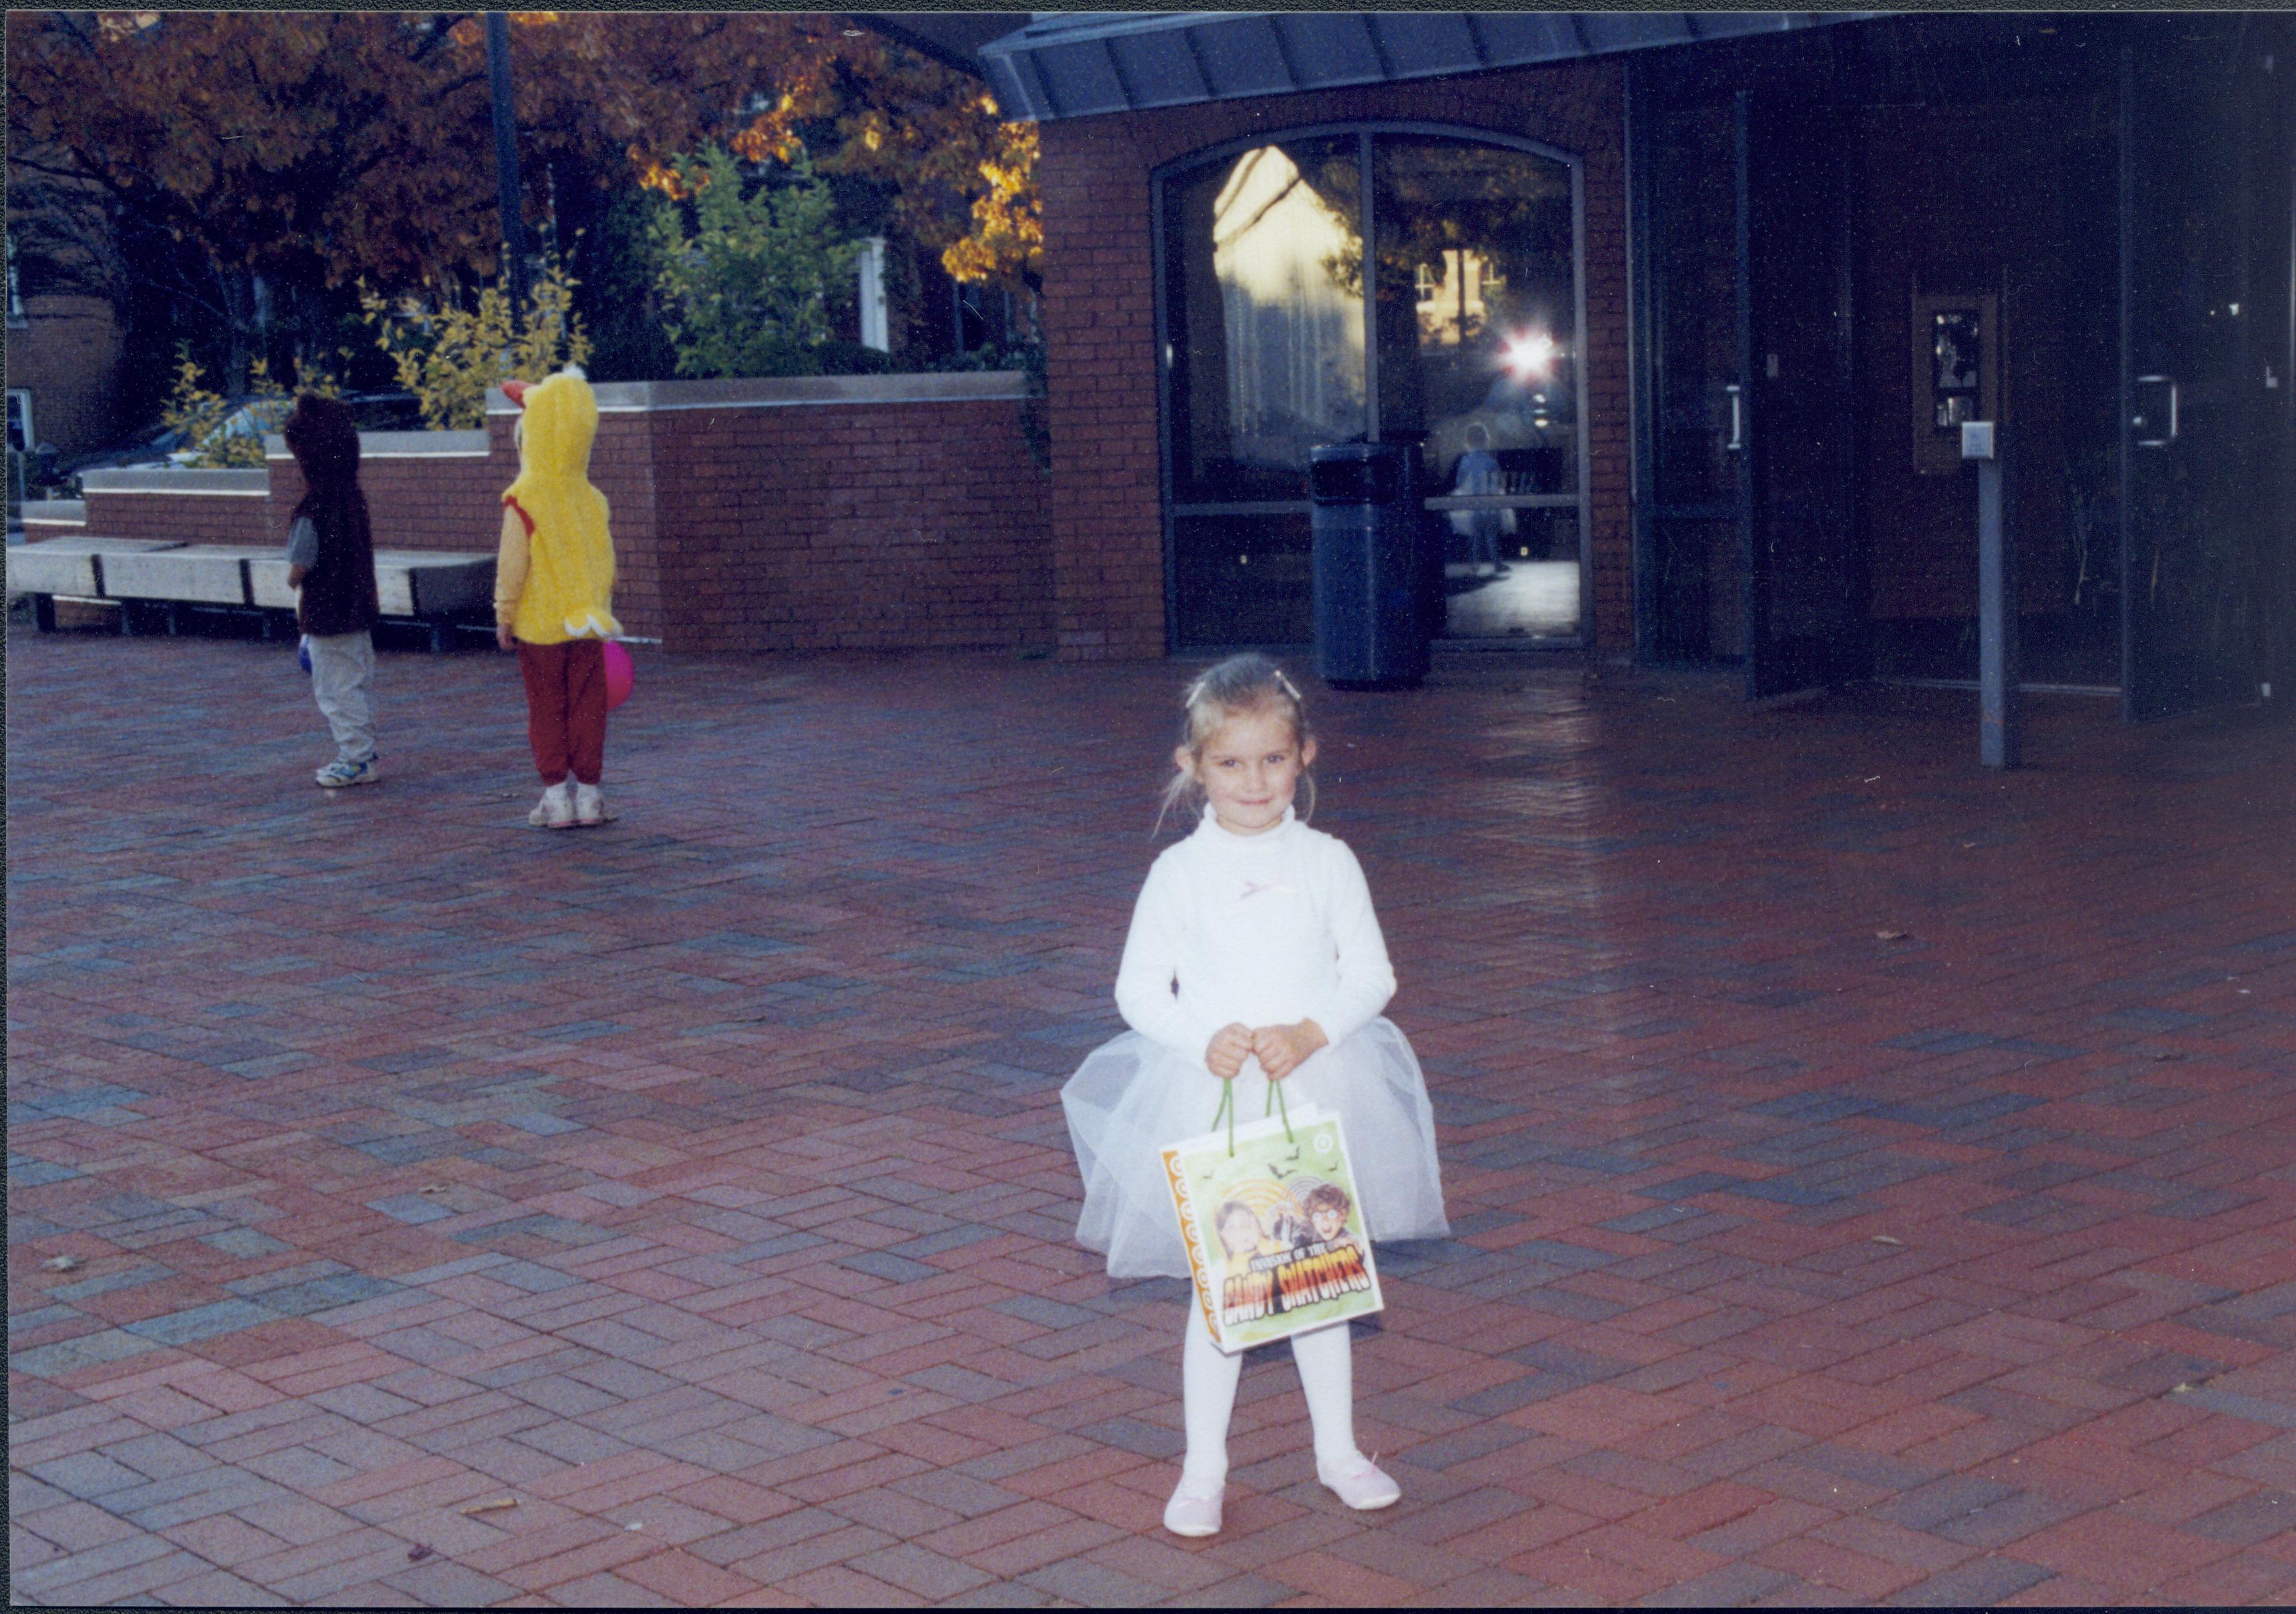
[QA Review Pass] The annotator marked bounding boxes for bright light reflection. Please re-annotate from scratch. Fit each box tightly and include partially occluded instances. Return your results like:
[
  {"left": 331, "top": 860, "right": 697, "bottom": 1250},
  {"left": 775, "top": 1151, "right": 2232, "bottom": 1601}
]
[{"left": 1501, "top": 330, "right": 1559, "bottom": 380}]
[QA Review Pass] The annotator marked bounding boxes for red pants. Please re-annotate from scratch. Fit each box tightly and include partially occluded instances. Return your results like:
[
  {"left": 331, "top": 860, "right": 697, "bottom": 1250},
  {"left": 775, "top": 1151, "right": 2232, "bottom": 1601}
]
[{"left": 517, "top": 638, "right": 606, "bottom": 786}]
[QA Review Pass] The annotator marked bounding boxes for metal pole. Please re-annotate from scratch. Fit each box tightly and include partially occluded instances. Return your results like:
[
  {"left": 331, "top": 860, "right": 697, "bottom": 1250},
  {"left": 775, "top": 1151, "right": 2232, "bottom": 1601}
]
[
  {"left": 486, "top": 13, "right": 527, "bottom": 336},
  {"left": 1972, "top": 422, "right": 2021, "bottom": 768}
]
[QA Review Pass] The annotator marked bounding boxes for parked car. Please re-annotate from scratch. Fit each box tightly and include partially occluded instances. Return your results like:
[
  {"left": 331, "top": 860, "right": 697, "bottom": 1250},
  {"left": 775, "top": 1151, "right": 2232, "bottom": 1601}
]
[
  {"left": 57, "top": 390, "right": 425, "bottom": 483},
  {"left": 57, "top": 419, "right": 190, "bottom": 478},
  {"left": 166, "top": 394, "right": 296, "bottom": 464},
  {"left": 343, "top": 391, "right": 426, "bottom": 432}
]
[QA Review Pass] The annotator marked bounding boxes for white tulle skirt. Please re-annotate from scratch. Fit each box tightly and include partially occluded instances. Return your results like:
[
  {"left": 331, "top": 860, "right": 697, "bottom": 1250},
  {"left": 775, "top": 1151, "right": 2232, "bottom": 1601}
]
[{"left": 1061, "top": 1018, "right": 1450, "bottom": 1279}]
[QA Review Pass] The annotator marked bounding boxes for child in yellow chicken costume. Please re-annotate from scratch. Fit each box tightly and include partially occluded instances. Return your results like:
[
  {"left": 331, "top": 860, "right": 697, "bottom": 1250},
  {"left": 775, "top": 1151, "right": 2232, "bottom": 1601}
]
[{"left": 494, "top": 368, "right": 621, "bottom": 828}]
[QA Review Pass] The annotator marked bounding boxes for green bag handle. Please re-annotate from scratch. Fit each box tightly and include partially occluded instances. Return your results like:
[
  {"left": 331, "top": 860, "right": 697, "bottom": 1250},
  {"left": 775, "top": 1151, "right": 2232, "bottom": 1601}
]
[
  {"left": 1265, "top": 1075, "right": 1296, "bottom": 1142},
  {"left": 1209, "top": 1069, "right": 1296, "bottom": 1158}
]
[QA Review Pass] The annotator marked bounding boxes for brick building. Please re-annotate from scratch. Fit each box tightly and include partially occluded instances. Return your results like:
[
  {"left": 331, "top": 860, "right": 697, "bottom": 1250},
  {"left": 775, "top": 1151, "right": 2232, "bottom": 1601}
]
[
  {"left": 5, "top": 273, "right": 125, "bottom": 465},
  {"left": 978, "top": 11, "right": 2295, "bottom": 723}
]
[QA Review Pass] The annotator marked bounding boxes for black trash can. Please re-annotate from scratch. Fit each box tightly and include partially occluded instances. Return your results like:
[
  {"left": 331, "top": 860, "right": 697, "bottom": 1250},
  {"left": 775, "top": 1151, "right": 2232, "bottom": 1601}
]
[{"left": 1310, "top": 442, "right": 1431, "bottom": 690}]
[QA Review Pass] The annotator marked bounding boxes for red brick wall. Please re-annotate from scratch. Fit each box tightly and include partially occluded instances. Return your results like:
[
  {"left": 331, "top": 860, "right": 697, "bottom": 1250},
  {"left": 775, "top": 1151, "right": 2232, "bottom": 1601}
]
[
  {"left": 270, "top": 451, "right": 511, "bottom": 560},
  {"left": 81, "top": 488, "right": 273, "bottom": 546},
  {"left": 1035, "top": 60, "right": 1632, "bottom": 659},
  {"left": 63, "top": 393, "right": 1050, "bottom": 651},
  {"left": 643, "top": 398, "right": 1054, "bottom": 655}
]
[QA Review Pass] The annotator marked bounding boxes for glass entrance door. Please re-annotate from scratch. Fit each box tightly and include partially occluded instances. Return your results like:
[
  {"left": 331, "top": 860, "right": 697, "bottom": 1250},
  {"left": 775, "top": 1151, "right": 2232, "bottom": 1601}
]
[
  {"left": 1375, "top": 136, "right": 1585, "bottom": 645},
  {"left": 1743, "top": 96, "right": 1862, "bottom": 697},
  {"left": 1157, "top": 126, "right": 1588, "bottom": 651},
  {"left": 2120, "top": 17, "right": 2285, "bottom": 719},
  {"left": 1634, "top": 96, "right": 1751, "bottom": 667},
  {"left": 1634, "top": 84, "right": 1862, "bottom": 693}
]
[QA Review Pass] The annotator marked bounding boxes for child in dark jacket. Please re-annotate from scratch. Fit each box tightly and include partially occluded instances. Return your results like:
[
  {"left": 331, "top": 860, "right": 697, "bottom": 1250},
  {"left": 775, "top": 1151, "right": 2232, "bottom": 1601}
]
[{"left": 282, "top": 394, "right": 383, "bottom": 787}]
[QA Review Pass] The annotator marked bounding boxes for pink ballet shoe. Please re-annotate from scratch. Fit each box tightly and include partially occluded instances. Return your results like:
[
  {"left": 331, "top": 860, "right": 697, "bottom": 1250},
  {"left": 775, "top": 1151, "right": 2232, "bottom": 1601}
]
[
  {"left": 1317, "top": 1453, "right": 1401, "bottom": 1510},
  {"left": 1163, "top": 1476, "right": 1224, "bottom": 1537}
]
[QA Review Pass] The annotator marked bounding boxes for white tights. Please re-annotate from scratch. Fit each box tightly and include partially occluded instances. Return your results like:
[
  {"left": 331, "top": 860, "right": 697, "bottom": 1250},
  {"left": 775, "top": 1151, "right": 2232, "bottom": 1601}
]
[{"left": 1179, "top": 1288, "right": 1358, "bottom": 1484}]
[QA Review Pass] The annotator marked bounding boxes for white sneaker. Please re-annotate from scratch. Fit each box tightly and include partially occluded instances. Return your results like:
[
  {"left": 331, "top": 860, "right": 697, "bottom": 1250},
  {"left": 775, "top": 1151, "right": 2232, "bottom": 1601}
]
[
  {"left": 529, "top": 782, "right": 574, "bottom": 829},
  {"left": 1162, "top": 1476, "right": 1224, "bottom": 1538},
  {"left": 1317, "top": 1454, "right": 1401, "bottom": 1510},
  {"left": 573, "top": 783, "right": 613, "bottom": 826},
  {"left": 316, "top": 756, "right": 380, "bottom": 788}
]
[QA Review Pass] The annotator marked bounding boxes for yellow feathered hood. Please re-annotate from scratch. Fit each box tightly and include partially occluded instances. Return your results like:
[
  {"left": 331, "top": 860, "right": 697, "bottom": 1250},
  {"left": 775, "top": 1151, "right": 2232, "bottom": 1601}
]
[{"left": 503, "top": 369, "right": 619, "bottom": 643}]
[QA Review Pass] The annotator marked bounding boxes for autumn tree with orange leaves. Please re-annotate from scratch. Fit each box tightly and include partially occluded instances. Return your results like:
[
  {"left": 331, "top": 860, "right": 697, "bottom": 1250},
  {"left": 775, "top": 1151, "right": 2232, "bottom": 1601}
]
[{"left": 7, "top": 10, "right": 1039, "bottom": 399}]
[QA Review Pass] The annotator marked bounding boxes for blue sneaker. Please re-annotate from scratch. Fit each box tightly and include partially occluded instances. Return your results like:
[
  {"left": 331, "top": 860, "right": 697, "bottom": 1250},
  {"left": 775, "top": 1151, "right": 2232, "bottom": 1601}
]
[{"left": 315, "top": 756, "right": 380, "bottom": 788}]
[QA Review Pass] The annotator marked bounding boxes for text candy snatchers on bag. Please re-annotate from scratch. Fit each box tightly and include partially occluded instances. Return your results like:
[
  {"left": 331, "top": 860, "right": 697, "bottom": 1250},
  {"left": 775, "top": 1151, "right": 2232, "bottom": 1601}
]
[{"left": 1162, "top": 1103, "right": 1383, "bottom": 1355}]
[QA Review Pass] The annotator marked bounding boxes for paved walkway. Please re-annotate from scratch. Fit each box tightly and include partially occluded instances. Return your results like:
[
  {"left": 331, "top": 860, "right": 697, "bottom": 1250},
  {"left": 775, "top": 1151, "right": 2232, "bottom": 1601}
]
[{"left": 8, "top": 621, "right": 2295, "bottom": 1608}]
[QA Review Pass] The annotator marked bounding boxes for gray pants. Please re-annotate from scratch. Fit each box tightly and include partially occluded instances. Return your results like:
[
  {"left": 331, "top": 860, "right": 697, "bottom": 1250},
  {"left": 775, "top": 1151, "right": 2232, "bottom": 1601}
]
[{"left": 307, "top": 630, "right": 376, "bottom": 764}]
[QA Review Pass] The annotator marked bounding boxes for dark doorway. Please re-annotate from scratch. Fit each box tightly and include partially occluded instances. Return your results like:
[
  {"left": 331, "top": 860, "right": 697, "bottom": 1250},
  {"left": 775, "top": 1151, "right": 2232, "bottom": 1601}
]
[{"left": 1631, "top": 14, "right": 2295, "bottom": 719}]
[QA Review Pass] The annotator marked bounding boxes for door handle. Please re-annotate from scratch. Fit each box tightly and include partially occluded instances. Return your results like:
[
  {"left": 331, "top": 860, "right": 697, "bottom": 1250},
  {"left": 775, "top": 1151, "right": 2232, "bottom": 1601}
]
[
  {"left": 1725, "top": 383, "right": 1743, "bottom": 452},
  {"left": 2134, "top": 374, "right": 2178, "bottom": 448}
]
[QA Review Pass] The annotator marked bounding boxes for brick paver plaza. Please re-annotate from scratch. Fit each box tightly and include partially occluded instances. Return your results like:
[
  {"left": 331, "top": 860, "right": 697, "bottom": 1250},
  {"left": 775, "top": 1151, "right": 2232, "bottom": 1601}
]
[{"left": 9, "top": 623, "right": 2295, "bottom": 1607}]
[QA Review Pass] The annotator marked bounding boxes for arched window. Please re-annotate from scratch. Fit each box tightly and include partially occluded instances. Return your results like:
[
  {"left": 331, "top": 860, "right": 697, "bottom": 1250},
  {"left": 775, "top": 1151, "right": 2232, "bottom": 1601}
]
[{"left": 1155, "top": 125, "right": 1587, "bottom": 650}]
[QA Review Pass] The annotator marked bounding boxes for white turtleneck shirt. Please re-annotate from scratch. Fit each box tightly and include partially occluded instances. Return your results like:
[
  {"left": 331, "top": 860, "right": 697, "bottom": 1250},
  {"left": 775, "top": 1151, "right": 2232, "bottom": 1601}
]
[{"left": 1115, "top": 806, "right": 1398, "bottom": 1070}]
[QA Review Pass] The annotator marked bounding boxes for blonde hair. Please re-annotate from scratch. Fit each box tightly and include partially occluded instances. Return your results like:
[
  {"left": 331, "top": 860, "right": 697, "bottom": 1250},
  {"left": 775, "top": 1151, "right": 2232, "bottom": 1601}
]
[{"left": 1155, "top": 652, "right": 1316, "bottom": 832}]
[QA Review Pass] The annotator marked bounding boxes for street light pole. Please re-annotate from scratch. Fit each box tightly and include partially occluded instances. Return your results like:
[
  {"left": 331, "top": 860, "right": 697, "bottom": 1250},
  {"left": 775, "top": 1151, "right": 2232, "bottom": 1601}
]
[{"left": 485, "top": 13, "right": 527, "bottom": 336}]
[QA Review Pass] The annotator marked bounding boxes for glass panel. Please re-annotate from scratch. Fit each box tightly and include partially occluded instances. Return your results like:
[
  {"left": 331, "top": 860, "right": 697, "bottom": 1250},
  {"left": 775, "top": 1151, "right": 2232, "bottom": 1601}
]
[
  {"left": 1441, "top": 508, "right": 1580, "bottom": 641},
  {"left": 1171, "top": 512, "right": 1314, "bottom": 648},
  {"left": 1371, "top": 137, "right": 1578, "bottom": 498},
  {"left": 1164, "top": 138, "right": 1365, "bottom": 504},
  {"left": 1646, "top": 104, "right": 1743, "bottom": 510}
]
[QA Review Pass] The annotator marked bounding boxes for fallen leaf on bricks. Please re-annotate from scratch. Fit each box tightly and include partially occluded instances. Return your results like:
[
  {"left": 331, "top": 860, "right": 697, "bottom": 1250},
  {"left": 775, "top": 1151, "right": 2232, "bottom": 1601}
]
[
  {"left": 407, "top": 1546, "right": 434, "bottom": 1562},
  {"left": 1872, "top": 1236, "right": 1904, "bottom": 1246},
  {"left": 624, "top": 1521, "right": 644, "bottom": 1532},
  {"left": 459, "top": 1497, "right": 518, "bottom": 1516},
  {"left": 1875, "top": 931, "right": 1908, "bottom": 942},
  {"left": 2171, "top": 1383, "right": 2195, "bottom": 1395},
  {"left": 2151, "top": 1052, "right": 2181, "bottom": 1062},
  {"left": 42, "top": 1255, "right": 80, "bottom": 1271}
]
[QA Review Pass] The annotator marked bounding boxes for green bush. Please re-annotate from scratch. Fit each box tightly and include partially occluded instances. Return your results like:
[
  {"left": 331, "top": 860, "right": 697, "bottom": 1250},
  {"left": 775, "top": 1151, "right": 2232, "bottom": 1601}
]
[{"left": 648, "top": 145, "right": 859, "bottom": 380}]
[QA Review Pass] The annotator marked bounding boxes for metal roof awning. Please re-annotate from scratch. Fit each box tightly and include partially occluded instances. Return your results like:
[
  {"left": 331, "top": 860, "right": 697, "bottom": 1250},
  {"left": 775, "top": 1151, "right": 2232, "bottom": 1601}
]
[
  {"left": 846, "top": 13, "right": 1030, "bottom": 78},
  {"left": 980, "top": 11, "right": 1880, "bottom": 122}
]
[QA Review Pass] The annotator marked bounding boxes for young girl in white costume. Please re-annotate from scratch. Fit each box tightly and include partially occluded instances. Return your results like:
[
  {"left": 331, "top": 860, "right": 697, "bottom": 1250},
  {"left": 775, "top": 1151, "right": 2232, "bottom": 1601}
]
[{"left": 1062, "top": 653, "right": 1448, "bottom": 1539}]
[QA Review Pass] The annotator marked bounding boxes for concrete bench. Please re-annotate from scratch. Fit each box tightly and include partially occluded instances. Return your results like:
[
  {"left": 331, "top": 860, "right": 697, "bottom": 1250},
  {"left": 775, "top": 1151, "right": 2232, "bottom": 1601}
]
[
  {"left": 7, "top": 535, "right": 186, "bottom": 601},
  {"left": 9, "top": 537, "right": 495, "bottom": 649}
]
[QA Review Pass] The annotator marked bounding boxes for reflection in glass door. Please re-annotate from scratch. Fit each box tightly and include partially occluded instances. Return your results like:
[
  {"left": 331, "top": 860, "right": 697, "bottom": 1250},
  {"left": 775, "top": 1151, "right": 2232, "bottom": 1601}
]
[
  {"left": 1376, "top": 137, "right": 1584, "bottom": 643},
  {"left": 1161, "top": 136, "right": 1362, "bottom": 647},
  {"left": 1157, "top": 127, "right": 1586, "bottom": 650}
]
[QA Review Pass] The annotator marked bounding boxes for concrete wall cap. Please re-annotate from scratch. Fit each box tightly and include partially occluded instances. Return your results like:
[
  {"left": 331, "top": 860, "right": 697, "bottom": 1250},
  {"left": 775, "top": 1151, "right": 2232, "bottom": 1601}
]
[
  {"left": 484, "top": 371, "right": 1029, "bottom": 416},
  {"left": 262, "top": 430, "right": 491, "bottom": 460},
  {"left": 79, "top": 468, "right": 270, "bottom": 496},
  {"left": 19, "top": 500, "right": 88, "bottom": 523}
]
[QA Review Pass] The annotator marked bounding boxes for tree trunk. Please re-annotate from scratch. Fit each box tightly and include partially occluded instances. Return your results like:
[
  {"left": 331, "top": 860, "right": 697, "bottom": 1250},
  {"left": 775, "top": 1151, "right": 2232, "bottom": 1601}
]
[{"left": 218, "top": 265, "right": 255, "bottom": 393}]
